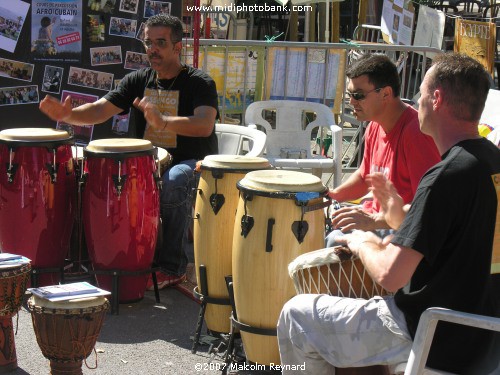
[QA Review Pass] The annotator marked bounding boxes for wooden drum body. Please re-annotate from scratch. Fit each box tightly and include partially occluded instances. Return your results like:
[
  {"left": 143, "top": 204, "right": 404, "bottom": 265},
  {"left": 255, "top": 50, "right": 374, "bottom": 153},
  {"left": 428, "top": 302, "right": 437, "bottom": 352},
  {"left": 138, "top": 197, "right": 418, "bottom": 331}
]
[
  {"left": 232, "top": 170, "right": 328, "bottom": 365},
  {"left": 193, "top": 155, "right": 270, "bottom": 334},
  {"left": 82, "top": 139, "right": 160, "bottom": 303},
  {"left": 289, "top": 246, "right": 391, "bottom": 375},
  {"left": 0, "top": 263, "right": 31, "bottom": 372},
  {"left": 0, "top": 128, "right": 76, "bottom": 285},
  {"left": 28, "top": 295, "right": 109, "bottom": 375}
]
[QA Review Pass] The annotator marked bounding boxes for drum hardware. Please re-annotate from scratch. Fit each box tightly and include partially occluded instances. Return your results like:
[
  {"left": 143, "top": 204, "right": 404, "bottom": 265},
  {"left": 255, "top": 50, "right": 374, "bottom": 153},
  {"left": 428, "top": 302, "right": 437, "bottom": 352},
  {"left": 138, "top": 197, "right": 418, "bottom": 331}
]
[
  {"left": 6, "top": 148, "right": 17, "bottom": 183},
  {"left": 191, "top": 265, "right": 232, "bottom": 354},
  {"left": 265, "top": 218, "right": 275, "bottom": 252},
  {"left": 110, "top": 160, "right": 127, "bottom": 196},
  {"left": 240, "top": 193, "right": 254, "bottom": 237},
  {"left": 87, "top": 267, "right": 161, "bottom": 315},
  {"left": 292, "top": 198, "right": 332, "bottom": 243},
  {"left": 153, "top": 148, "right": 163, "bottom": 191}
]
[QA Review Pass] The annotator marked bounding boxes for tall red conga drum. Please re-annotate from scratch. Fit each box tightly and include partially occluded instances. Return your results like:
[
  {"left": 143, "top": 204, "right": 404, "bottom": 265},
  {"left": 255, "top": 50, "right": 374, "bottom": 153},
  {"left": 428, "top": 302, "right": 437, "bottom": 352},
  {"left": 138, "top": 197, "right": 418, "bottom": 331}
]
[
  {"left": 0, "top": 128, "right": 75, "bottom": 285},
  {"left": 82, "top": 139, "right": 160, "bottom": 303},
  {"left": 232, "top": 170, "right": 328, "bottom": 365},
  {"left": 194, "top": 155, "right": 270, "bottom": 334}
]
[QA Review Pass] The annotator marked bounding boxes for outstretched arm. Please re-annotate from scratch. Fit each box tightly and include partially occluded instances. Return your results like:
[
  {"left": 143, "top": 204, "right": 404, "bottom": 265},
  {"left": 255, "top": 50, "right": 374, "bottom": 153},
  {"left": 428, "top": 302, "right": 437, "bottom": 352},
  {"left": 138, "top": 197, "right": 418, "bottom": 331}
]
[{"left": 40, "top": 95, "right": 123, "bottom": 126}]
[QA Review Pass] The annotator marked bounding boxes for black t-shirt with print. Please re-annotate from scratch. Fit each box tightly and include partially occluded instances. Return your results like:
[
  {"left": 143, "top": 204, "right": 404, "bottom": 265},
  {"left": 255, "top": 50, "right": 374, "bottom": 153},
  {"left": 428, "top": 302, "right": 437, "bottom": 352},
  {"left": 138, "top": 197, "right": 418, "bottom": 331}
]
[
  {"left": 104, "top": 65, "right": 218, "bottom": 165},
  {"left": 392, "top": 138, "right": 500, "bottom": 373}
]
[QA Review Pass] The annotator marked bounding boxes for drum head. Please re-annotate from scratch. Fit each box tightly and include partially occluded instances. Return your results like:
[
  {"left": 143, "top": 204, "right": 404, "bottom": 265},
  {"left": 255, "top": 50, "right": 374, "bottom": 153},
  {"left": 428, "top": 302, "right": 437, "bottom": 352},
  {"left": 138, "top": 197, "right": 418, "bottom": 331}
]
[
  {"left": 29, "top": 295, "right": 108, "bottom": 310},
  {"left": 85, "top": 138, "right": 153, "bottom": 154},
  {"left": 0, "top": 128, "right": 71, "bottom": 142},
  {"left": 238, "top": 170, "right": 325, "bottom": 193},
  {"left": 201, "top": 154, "right": 270, "bottom": 170}
]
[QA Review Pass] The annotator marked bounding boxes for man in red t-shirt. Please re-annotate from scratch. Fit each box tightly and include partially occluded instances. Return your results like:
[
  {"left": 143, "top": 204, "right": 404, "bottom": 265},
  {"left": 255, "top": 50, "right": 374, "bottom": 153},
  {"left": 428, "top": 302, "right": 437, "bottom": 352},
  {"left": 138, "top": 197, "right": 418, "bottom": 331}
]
[{"left": 326, "top": 53, "right": 440, "bottom": 246}]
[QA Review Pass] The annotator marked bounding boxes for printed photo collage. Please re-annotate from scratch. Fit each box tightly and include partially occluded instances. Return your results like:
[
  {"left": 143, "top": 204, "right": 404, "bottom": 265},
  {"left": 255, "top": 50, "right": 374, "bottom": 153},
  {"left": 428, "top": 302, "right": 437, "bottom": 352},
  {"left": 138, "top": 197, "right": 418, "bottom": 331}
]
[{"left": 0, "top": 0, "right": 173, "bottom": 143}]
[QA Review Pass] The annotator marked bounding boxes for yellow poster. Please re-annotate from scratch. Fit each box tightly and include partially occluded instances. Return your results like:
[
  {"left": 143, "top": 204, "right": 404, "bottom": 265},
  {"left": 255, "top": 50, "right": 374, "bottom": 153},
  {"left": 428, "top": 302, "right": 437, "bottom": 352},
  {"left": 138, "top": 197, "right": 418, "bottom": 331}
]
[{"left": 454, "top": 19, "right": 496, "bottom": 77}]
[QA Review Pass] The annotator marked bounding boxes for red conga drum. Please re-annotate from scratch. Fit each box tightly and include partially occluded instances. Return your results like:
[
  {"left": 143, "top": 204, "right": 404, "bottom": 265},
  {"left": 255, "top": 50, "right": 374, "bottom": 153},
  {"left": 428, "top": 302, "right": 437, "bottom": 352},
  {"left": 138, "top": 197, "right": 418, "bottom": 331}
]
[
  {"left": 28, "top": 295, "right": 109, "bottom": 375},
  {"left": 193, "top": 155, "right": 270, "bottom": 334},
  {"left": 82, "top": 139, "right": 160, "bottom": 303},
  {"left": 0, "top": 128, "right": 75, "bottom": 286},
  {"left": 0, "top": 262, "right": 31, "bottom": 372},
  {"left": 232, "top": 170, "right": 328, "bottom": 365}
]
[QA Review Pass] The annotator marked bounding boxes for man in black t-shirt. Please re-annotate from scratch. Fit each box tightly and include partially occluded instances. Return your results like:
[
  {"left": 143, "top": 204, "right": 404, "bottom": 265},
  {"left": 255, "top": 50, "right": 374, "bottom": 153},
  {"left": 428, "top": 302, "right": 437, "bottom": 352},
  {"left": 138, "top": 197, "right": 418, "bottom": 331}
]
[
  {"left": 39, "top": 14, "right": 218, "bottom": 288},
  {"left": 277, "top": 53, "right": 500, "bottom": 374}
]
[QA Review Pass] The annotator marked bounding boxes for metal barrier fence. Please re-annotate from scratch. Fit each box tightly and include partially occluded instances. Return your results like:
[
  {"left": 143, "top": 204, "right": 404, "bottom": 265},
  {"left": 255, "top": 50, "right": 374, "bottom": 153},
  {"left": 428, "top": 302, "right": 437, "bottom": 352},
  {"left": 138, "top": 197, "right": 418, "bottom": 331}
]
[{"left": 182, "top": 39, "right": 442, "bottom": 178}]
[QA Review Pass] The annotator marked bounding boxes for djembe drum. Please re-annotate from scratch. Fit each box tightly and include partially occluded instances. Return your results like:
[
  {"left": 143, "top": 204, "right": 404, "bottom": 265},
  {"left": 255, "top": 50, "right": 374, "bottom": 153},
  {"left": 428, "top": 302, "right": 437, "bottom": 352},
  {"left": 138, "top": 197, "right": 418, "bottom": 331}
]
[
  {"left": 28, "top": 295, "right": 109, "bottom": 375},
  {"left": 82, "top": 139, "right": 160, "bottom": 303},
  {"left": 289, "top": 246, "right": 391, "bottom": 375},
  {"left": 232, "top": 170, "right": 329, "bottom": 365},
  {"left": 0, "top": 263, "right": 31, "bottom": 372},
  {"left": 193, "top": 155, "right": 270, "bottom": 334},
  {"left": 0, "top": 128, "right": 76, "bottom": 286}
]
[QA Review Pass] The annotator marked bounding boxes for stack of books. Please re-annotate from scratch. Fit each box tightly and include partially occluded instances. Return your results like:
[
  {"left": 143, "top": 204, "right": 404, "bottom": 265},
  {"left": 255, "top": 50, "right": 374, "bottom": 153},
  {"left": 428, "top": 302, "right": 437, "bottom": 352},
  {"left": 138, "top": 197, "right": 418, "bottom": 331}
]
[
  {"left": 29, "top": 282, "right": 111, "bottom": 302},
  {"left": 0, "top": 253, "right": 30, "bottom": 269}
]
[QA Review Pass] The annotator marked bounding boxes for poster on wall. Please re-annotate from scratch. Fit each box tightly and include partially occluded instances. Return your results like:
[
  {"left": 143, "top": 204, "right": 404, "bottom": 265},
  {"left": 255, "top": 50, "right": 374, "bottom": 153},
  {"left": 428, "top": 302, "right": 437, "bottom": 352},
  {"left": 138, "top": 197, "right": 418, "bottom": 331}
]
[
  {"left": 31, "top": 0, "right": 83, "bottom": 62},
  {"left": 0, "top": 0, "right": 30, "bottom": 53},
  {"left": 381, "top": 0, "right": 414, "bottom": 45},
  {"left": 56, "top": 90, "right": 96, "bottom": 145}
]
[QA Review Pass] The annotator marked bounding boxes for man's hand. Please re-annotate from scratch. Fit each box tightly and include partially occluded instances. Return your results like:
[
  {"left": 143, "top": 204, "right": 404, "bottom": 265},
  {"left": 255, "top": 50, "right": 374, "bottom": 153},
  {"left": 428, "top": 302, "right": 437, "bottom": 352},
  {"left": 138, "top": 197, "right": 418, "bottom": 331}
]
[
  {"left": 133, "top": 97, "right": 167, "bottom": 130},
  {"left": 367, "top": 173, "right": 407, "bottom": 229},
  {"left": 337, "top": 230, "right": 382, "bottom": 257},
  {"left": 39, "top": 95, "right": 72, "bottom": 122},
  {"left": 330, "top": 206, "right": 379, "bottom": 232}
]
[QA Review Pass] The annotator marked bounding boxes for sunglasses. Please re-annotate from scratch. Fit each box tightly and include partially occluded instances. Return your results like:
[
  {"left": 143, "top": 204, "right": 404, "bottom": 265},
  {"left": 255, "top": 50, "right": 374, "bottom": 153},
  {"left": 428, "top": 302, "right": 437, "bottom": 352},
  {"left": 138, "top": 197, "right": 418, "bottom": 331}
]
[
  {"left": 142, "top": 39, "right": 177, "bottom": 49},
  {"left": 345, "top": 87, "right": 382, "bottom": 101}
]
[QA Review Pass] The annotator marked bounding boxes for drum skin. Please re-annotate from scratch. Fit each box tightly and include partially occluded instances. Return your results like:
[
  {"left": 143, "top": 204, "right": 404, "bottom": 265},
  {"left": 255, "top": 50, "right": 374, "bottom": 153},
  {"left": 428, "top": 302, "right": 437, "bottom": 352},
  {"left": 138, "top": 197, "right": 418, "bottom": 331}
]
[
  {"left": 0, "top": 142, "right": 75, "bottom": 286},
  {"left": 82, "top": 151, "right": 159, "bottom": 303},
  {"left": 232, "top": 170, "right": 326, "bottom": 365},
  {"left": 193, "top": 155, "right": 269, "bottom": 333}
]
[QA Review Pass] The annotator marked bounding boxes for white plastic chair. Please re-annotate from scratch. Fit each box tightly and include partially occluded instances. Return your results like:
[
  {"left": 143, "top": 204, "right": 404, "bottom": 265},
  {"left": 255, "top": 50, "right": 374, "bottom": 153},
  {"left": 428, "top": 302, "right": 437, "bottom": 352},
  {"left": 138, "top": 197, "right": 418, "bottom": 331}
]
[
  {"left": 403, "top": 307, "right": 500, "bottom": 375},
  {"left": 215, "top": 123, "right": 267, "bottom": 157},
  {"left": 244, "top": 100, "right": 343, "bottom": 187}
]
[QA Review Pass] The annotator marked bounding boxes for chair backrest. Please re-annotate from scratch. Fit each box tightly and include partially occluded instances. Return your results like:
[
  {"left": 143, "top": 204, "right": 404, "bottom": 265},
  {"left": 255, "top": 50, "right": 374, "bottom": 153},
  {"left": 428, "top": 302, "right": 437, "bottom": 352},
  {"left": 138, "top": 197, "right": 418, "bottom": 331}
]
[
  {"left": 215, "top": 123, "right": 267, "bottom": 157},
  {"left": 244, "top": 100, "right": 336, "bottom": 158}
]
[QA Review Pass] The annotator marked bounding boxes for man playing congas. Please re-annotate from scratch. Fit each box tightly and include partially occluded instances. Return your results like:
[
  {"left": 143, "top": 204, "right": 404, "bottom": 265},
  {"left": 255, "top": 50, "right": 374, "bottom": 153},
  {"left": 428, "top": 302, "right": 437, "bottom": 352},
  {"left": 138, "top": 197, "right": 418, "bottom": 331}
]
[
  {"left": 39, "top": 14, "right": 218, "bottom": 289},
  {"left": 278, "top": 54, "right": 500, "bottom": 373},
  {"left": 325, "top": 53, "right": 440, "bottom": 247}
]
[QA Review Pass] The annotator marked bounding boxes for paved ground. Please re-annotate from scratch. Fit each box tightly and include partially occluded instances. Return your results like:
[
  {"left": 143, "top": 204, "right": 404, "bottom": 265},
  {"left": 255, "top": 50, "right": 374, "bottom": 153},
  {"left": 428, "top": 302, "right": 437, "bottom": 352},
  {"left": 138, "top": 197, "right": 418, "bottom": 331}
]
[{"left": 11, "top": 286, "right": 226, "bottom": 375}]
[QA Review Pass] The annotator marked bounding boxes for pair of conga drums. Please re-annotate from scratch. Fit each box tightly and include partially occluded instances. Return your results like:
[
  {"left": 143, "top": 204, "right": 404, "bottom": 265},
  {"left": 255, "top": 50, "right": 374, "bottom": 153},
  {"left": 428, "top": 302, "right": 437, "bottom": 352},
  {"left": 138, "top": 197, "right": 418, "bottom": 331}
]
[
  {"left": 0, "top": 128, "right": 75, "bottom": 286},
  {"left": 194, "top": 155, "right": 329, "bottom": 365}
]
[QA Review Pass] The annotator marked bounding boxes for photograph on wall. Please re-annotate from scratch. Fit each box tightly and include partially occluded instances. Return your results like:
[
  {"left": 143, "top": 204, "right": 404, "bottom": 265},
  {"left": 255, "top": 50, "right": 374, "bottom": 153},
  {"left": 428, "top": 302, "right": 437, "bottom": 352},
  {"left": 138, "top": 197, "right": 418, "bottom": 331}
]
[
  {"left": 57, "top": 90, "right": 97, "bottom": 145},
  {"left": 90, "top": 45, "right": 122, "bottom": 66},
  {"left": 111, "top": 113, "right": 130, "bottom": 135},
  {"left": 0, "top": 85, "right": 39, "bottom": 106},
  {"left": 136, "top": 22, "right": 145, "bottom": 41},
  {"left": 42, "top": 65, "right": 63, "bottom": 94},
  {"left": 109, "top": 16, "right": 137, "bottom": 38},
  {"left": 68, "top": 66, "right": 113, "bottom": 91},
  {"left": 0, "top": 57, "right": 34, "bottom": 82},
  {"left": 31, "top": 0, "right": 83, "bottom": 62},
  {"left": 0, "top": 0, "right": 30, "bottom": 53},
  {"left": 119, "top": 0, "right": 139, "bottom": 14},
  {"left": 124, "top": 51, "right": 149, "bottom": 70},
  {"left": 87, "top": 0, "right": 116, "bottom": 13},
  {"left": 86, "top": 14, "right": 106, "bottom": 42},
  {"left": 144, "top": 1, "right": 171, "bottom": 18}
]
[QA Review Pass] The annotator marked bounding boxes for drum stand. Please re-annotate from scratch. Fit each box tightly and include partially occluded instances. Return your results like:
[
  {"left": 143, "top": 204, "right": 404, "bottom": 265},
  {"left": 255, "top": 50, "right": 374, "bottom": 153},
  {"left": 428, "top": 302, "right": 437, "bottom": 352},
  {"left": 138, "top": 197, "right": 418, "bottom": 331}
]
[
  {"left": 191, "top": 265, "right": 233, "bottom": 354},
  {"left": 88, "top": 267, "right": 161, "bottom": 315}
]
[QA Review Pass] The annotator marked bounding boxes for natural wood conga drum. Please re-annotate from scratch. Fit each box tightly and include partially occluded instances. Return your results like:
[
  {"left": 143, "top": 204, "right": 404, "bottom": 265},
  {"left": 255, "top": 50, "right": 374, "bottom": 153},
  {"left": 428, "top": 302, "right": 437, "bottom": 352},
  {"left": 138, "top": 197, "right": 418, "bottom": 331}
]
[
  {"left": 232, "top": 170, "right": 329, "bottom": 365},
  {"left": 194, "top": 155, "right": 270, "bottom": 333}
]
